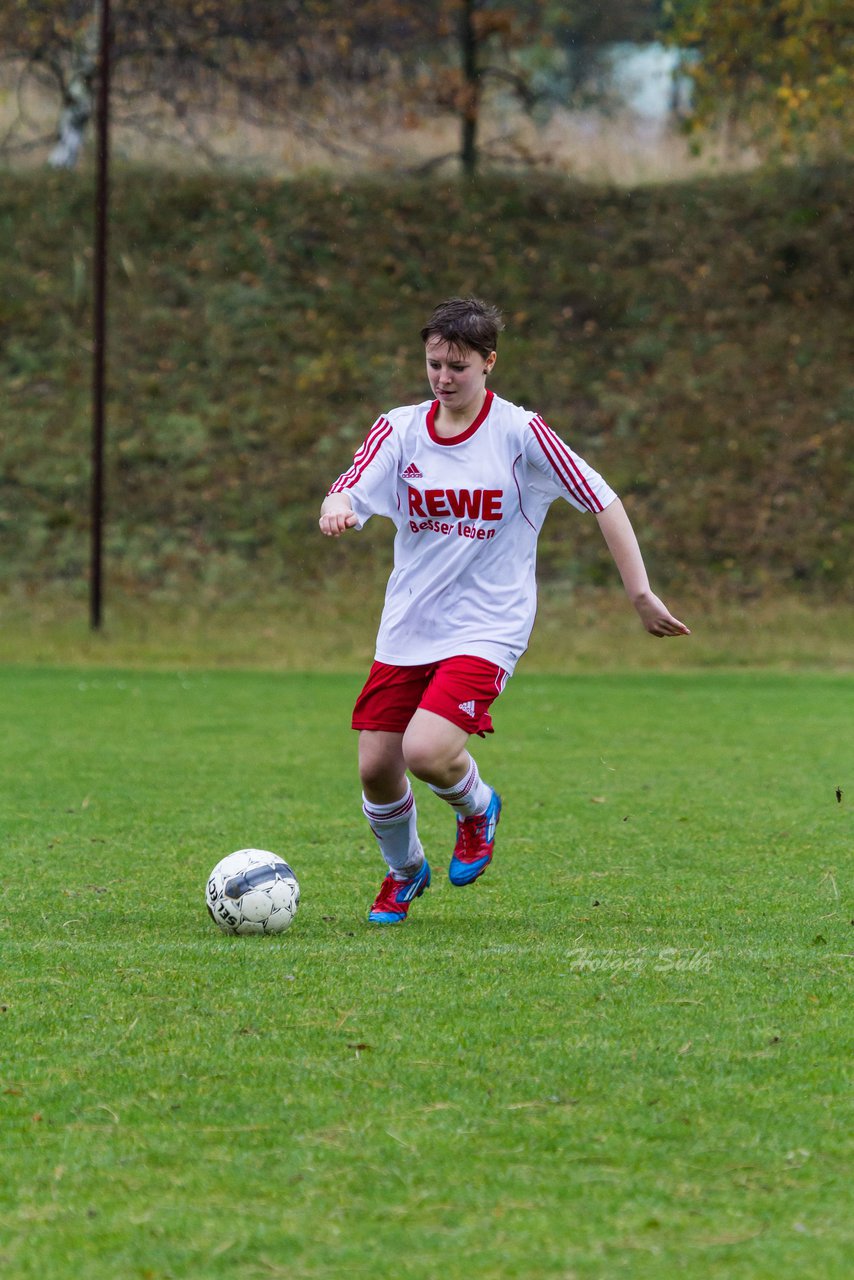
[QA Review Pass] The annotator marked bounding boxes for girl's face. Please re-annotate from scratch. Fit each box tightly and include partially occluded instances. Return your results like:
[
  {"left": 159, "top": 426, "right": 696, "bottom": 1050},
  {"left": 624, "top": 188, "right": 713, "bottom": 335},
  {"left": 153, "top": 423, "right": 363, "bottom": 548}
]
[{"left": 425, "top": 337, "right": 496, "bottom": 414}]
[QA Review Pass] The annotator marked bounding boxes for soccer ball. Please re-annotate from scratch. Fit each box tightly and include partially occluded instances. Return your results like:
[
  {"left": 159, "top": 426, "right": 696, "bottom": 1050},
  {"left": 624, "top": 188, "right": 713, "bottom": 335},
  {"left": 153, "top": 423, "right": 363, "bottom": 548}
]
[{"left": 206, "top": 849, "right": 300, "bottom": 936}]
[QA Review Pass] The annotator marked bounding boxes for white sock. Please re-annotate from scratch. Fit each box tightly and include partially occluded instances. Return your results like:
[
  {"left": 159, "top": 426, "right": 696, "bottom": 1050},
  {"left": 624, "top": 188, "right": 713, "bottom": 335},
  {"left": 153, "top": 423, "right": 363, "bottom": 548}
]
[
  {"left": 362, "top": 783, "right": 424, "bottom": 880},
  {"left": 429, "top": 755, "right": 492, "bottom": 818}
]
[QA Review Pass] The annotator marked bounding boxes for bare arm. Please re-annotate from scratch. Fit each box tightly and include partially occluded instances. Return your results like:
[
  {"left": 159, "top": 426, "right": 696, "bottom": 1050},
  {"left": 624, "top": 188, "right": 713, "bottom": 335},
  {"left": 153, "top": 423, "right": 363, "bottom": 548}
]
[
  {"left": 595, "top": 499, "right": 690, "bottom": 638},
  {"left": 319, "top": 491, "right": 358, "bottom": 537}
]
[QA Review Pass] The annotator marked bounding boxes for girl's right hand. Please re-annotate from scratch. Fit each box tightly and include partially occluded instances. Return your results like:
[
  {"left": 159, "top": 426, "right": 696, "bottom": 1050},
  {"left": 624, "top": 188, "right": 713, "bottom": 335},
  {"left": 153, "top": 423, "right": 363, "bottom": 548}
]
[{"left": 319, "top": 495, "right": 358, "bottom": 537}]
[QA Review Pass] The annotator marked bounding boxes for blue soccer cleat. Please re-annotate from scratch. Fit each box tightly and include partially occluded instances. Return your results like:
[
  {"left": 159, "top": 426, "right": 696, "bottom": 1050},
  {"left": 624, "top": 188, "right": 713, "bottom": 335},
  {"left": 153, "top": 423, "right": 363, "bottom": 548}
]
[
  {"left": 368, "top": 859, "right": 431, "bottom": 924},
  {"left": 449, "top": 790, "right": 502, "bottom": 886}
]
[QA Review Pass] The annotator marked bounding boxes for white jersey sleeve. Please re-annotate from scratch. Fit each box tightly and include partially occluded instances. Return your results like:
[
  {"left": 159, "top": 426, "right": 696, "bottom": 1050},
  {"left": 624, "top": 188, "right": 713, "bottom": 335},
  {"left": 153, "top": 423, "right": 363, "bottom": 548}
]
[
  {"left": 523, "top": 414, "right": 617, "bottom": 513},
  {"left": 327, "top": 415, "right": 400, "bottom": 527}
]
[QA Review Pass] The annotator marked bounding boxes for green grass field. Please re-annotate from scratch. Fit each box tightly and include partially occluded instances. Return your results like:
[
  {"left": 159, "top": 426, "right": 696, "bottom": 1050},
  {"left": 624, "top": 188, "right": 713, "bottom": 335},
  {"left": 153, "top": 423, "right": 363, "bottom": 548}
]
[{"left": 1, "top": 666, "right": 851, "bottom": 1279}]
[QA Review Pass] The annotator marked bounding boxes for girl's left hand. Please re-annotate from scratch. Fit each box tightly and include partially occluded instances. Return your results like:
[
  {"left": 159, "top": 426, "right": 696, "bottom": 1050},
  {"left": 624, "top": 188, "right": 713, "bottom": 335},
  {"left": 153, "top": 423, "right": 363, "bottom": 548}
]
[{"left": 634, "top": 592, "right": 691, "bottom": 638}]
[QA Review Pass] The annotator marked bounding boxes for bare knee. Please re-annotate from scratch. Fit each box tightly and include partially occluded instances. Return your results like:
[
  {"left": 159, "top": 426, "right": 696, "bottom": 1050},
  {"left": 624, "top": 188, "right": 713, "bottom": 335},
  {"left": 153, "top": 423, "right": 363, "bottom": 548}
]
[
  {"left": 358, "top": 731, "right": 406, "bottom": 802},
  {"left": 402, "top": 723, "right": 467, "bottom": 788},
  {"left": 360, "top": 756, "right": 404, "bottom": 797},
  {"left": 402, "top": 736, "right": 437, "bottom": 783}
]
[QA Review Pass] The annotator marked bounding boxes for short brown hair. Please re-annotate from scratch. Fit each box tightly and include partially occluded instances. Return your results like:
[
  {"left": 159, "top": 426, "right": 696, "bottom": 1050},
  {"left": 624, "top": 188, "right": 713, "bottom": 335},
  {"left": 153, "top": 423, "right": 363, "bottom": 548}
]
[{"left": 420, "top": 297, "right": 504, "bottom": 360}]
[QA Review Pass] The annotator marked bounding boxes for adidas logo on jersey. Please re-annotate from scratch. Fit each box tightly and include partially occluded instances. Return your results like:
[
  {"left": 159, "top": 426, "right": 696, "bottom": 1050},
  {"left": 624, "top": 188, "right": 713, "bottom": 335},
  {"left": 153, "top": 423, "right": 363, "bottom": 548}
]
[
  {"left": 458, "top": 700, "right": 476, "bottom": 717},
  {"left": 402, "top": 462, "right": 423, "bottom": 479}
]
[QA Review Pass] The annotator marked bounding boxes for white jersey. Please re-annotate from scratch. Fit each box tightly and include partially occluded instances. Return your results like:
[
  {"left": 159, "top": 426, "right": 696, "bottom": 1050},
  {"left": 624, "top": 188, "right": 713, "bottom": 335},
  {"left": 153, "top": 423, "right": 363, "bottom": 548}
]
[{"left": 328, "top": 390, "right": 617, "bottom": 674}]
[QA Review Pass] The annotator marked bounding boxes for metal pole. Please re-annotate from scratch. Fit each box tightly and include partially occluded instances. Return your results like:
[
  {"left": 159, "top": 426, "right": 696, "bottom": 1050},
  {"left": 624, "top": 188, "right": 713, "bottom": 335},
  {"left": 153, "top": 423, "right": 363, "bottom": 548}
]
[{"left": 90, "top": 0, "right": 111, "bottom": 631}]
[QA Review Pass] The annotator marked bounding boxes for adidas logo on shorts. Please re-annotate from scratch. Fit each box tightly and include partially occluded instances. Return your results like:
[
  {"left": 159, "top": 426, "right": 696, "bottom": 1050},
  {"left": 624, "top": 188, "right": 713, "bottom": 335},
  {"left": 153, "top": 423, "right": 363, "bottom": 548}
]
[
  {"left": 458, "top": 700, "right": 476, "bottom": 717},
  {"left": 402, "top": 462, "right": 423, "bottom": 479}
]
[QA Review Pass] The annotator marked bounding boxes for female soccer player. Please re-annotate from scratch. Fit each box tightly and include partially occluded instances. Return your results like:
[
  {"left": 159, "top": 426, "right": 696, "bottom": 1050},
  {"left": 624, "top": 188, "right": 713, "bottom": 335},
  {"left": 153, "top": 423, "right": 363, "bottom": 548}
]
[{"left": 320, "top": 297, "right": 689, "bottom": 924}]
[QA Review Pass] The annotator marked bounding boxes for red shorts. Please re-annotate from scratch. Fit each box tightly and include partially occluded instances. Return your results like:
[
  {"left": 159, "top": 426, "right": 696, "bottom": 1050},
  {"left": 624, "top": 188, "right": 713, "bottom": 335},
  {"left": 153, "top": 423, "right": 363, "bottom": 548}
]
[{"left": 352, "top": 655, "right": 509, "bottom": 737}]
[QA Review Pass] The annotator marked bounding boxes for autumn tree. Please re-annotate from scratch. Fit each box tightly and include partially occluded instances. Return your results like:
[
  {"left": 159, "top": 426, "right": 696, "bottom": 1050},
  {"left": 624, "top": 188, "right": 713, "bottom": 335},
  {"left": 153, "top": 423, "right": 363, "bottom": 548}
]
[
  {"left": 429, "top": 0, "right": 551, "bottom": 175},
  {"left": 662, "top": 0, "right": 853, "bottom": 154},
  {"left": 0, "top": 1, "right": 409, "bottom": 167},
  {"left": 0, "top": 0, "right": 674, "bottom": 174}
]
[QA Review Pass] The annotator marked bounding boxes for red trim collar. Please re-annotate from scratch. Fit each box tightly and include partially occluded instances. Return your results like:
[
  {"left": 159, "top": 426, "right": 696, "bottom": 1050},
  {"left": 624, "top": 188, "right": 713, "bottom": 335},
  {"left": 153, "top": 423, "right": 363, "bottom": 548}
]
[{"left": 426, "top": 389, "right": 494, "bottom": 445}]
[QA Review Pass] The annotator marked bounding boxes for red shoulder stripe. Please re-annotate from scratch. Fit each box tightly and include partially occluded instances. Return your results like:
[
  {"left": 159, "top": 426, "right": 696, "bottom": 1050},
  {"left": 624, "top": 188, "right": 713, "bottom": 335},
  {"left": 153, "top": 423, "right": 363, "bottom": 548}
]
[
  {"left": 530, "top": 416, "right": 601, "bottom": 512},
  {"left": 329, "top": 417, "right": 393, "bottom": 493}
]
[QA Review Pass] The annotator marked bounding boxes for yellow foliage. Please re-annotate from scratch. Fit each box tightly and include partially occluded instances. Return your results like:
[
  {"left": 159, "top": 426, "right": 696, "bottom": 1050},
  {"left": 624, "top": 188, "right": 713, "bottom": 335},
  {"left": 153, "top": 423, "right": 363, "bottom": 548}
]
[{"left": 665, "top": 0, "right": 853, "bottom": 155}]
